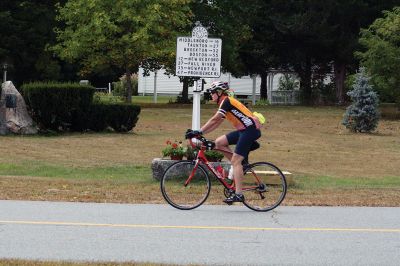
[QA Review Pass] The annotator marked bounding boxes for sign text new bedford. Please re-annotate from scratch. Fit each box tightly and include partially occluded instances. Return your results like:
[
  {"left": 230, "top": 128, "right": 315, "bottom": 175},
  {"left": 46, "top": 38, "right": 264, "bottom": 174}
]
[{"left": 176, "top": 24, "right": 222, "bottom": 78}]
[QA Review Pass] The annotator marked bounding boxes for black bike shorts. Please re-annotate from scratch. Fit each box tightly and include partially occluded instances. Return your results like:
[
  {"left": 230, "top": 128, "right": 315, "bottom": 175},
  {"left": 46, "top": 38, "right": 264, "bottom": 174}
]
[{"left": 225, "top": 126, "right": 261, "bottom": 158}]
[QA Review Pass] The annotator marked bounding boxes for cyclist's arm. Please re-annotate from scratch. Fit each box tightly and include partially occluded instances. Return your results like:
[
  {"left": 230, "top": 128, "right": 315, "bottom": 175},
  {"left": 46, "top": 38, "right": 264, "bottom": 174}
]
[{"left": 201, "top": 112, "right": 224, "bottom": 134}]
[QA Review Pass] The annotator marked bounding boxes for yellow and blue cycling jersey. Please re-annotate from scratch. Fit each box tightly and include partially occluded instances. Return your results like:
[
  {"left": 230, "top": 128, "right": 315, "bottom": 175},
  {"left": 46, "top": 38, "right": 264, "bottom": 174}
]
[{"left": 217, "top": 96, "right": 261, "bottom": 130}]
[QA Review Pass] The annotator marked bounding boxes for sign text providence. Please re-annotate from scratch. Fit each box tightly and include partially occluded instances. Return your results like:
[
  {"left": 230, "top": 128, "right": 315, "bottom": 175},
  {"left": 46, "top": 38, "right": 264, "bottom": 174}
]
[{"left": 176, "top": 27, "right": 222, "bottom": 78}]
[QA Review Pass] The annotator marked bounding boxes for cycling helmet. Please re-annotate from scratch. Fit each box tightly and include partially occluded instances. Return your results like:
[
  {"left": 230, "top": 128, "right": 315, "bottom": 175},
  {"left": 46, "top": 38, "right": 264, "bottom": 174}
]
[{"left": 208, "top": 81, "right": 229, "bottom": 94}]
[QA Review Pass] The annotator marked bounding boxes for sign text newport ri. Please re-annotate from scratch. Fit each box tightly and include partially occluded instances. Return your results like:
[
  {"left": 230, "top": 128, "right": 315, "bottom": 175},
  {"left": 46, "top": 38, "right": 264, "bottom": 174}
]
[{"left": 176, "top": 37, "right": 222, "bottom": 77}]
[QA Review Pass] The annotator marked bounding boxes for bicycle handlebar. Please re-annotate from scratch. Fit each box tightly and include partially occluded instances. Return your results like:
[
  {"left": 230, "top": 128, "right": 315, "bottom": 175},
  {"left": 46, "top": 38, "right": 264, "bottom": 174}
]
[{"left": 188, "top": 135, "right": 215, "bottom": 150}]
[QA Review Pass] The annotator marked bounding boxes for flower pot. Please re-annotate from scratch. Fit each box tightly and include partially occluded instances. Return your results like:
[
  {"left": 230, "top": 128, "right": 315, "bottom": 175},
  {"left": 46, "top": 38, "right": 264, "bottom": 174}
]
[{"left": 170, "top": 155, "right": 183, "bottom": 160}]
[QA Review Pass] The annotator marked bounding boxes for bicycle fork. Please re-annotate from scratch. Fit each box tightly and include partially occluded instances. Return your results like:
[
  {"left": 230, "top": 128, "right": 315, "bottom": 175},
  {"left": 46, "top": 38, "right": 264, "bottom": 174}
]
[{"left": 184, "top": 160, "right": 200, "bottom": 187}]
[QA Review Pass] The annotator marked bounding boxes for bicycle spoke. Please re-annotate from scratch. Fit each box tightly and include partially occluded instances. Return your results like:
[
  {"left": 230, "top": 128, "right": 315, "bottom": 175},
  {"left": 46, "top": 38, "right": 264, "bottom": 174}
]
[
  {"left": 241, "top": 162, "right": 287, "bottom": 212},
  {"left": 161, "top": 161, "right": 210, "bottom": 210}
]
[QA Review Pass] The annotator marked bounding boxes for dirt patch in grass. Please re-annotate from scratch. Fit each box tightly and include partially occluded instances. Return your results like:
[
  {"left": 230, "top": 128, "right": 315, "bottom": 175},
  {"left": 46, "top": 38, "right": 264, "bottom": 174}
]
[{"left": 0, "top": 176, "right": 163, "bottom": 204}]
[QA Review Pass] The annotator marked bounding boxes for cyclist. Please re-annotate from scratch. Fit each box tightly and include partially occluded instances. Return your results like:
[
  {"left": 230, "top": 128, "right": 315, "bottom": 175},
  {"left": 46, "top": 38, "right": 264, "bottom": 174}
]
[{"left": 186, "top": 81, "right": 262, "bottom": 204}]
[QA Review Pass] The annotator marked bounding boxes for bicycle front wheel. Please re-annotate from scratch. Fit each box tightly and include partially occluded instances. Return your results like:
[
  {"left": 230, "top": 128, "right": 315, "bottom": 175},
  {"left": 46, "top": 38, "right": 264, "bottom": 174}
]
[
  {"left": 161, "top": 161, "right": 211, "bottom": 210},
  {"left": 241, "top": 162, "right": 287, "bottom": 212}
]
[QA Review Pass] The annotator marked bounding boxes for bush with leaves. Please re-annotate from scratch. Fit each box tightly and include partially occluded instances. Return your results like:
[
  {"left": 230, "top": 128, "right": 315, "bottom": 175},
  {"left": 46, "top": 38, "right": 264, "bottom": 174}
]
[
  {"left": 278, "top": 73, "right": 300, "bottom": 91},
  {"left": 22, "top": 82, "right": 140, "bottom": 132},
  {"left": 22, "top": 82, "right": 95, "bottom": 131},
  {"left": 112, "top": 74, "right": 138, "bottom": 98},
  {"left": 342, "top": 68, "right": 380, "bottom": 132}
]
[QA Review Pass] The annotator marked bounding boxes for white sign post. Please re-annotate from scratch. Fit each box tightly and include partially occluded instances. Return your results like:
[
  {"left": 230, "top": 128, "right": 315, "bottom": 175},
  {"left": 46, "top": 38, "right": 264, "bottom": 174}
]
[{"left": 176, "top": 22, "right": 222, "bottom": 130}]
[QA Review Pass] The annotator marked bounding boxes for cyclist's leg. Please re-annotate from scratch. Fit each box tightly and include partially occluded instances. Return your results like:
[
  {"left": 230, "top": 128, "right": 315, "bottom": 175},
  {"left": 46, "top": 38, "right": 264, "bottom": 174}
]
[
  {"left": 233, "top": 127, "right": 261, "bottom": 193},
  {"left": 231, "top": 153, "right": 245, "bottom": 193},
  {"left": 250, "top": 141, "right": 260, "bottom": 151},
  {"left": 215, "top": 130, "right": 239, "bottom": 161},
  {"left": 243, "top": 141, "right": 261, "bottom": 164}
]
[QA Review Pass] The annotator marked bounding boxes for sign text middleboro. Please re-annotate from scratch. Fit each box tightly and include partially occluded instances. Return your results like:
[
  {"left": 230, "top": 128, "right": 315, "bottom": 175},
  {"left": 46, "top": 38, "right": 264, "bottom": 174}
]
[{"left": 176, "top": 37, "right": 222, "bottom": 77}]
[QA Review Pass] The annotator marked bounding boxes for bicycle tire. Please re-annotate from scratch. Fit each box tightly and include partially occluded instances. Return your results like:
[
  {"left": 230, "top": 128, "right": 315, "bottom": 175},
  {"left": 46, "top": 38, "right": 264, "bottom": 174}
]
[
  {"left": 160, "top": 161, "right": 211, "bottom": 210},
  {"left": 241, "top": 162, "right": 287, "bottom": 212}
]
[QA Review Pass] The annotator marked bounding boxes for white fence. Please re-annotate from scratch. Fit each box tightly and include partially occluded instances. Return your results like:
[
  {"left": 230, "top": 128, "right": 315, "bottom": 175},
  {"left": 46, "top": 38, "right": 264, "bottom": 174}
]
[{"left": 271, "top": 90, "right": 300, "bottom": 105}]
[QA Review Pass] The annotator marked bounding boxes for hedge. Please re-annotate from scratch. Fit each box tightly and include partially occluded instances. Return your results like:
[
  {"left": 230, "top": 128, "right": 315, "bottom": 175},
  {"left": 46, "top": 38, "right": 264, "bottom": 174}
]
[
  {"left": 72, "top": 104, "right": 141, "bottom": 132},
  {"left": 22, "top": 82, "right": 95, "bottom": 131},
  {"left": 21, "top": 82, "right": 141, "bottom": 132}
]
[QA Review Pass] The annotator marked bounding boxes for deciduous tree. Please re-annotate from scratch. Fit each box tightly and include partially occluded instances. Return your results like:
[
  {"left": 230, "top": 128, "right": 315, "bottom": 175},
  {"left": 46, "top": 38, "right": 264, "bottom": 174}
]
[
  {"left": 52, "top": 0, "right": 192, "bottom": 102},
  {"left": 357, "top": 7, "right": 400, "bottom": 107}
]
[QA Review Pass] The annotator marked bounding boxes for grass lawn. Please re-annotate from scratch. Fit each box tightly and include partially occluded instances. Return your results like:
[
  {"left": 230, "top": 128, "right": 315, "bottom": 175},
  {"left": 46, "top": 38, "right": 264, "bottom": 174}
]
[
  {"left": 95, "top": 93, "right": 176, "bottom": 104},
  {"left": 0, "top": 104, "right": 399, "bottom": 206}
]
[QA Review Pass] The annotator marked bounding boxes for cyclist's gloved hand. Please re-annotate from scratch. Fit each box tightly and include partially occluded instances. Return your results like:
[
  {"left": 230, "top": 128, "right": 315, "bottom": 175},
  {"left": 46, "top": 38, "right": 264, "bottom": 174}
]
[
  {"left": 185, "top": 129, "right": 203, "bottom": 139},
  {"left": 205, "top": 140, "right": 215, "bottom": 150}
]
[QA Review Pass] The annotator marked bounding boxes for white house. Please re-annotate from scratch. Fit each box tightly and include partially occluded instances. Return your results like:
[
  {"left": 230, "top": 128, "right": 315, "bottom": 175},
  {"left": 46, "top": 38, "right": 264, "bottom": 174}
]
[{"left": 137, "top": 68, "right": 300, "bottom": 105}]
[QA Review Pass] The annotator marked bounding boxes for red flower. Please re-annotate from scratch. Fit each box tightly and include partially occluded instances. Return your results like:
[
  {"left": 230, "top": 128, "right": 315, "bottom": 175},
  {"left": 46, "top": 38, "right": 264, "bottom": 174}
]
[
  {"left": 166, "top": 140, "right": 172, "bottom": 145},
  {"left": 172, "top": 143, "right": 178, "bottom": 148}
]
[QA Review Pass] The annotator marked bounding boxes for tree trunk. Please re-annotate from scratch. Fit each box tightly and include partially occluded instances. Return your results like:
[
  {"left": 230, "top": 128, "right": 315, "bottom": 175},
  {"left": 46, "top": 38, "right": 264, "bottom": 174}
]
[
  {"left": 299, "top": 58, "right": 312, "bottom": 105},
  {"left": 125, "top": 67, "right": 132, "bottom": 103},
  {"left": 260, "top": 72, "right": 267, "bottom": 100},
  {"left": 334, "top": 61, "right": 346, "bottom": 105}
]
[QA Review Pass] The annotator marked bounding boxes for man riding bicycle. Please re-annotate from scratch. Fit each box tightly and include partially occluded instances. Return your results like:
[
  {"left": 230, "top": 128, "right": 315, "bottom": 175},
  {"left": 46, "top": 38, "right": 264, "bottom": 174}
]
[{"left": 186, "top": 81, "right": 262, "bottom": 204}]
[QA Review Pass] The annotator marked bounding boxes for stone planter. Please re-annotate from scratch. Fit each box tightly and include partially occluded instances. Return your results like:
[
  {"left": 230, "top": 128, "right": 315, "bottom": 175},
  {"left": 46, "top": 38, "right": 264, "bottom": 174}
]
[{"left": 151, "top": 158, "right": 231, "bottom": 181}]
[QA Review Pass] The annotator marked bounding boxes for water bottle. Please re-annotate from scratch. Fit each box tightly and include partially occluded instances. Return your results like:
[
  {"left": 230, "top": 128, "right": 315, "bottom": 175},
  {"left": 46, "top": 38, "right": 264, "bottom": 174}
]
[
  {"left": 228, "top": 166, "right": 234, "bottom": 180},
  {"left": 216, "top": 165, "right": 225, "bottom": 178}
]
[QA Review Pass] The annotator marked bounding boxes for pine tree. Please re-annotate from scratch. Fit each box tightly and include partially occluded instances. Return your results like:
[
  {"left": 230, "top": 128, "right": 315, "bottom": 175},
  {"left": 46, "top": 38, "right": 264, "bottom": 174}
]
[{"left": 342, "top": 68, "right": 380, "bottom": 133}]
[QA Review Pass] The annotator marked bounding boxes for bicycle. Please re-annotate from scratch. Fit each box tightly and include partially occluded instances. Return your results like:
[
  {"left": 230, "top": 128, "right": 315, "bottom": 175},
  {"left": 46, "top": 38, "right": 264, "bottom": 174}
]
[{"left": 160, "top": 135, "right": 287, "bottom": 212}]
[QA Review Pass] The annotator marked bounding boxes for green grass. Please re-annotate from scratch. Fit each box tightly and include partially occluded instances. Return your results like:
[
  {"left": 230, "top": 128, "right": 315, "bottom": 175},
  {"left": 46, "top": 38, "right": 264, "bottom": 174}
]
[
  {"left": 2, "top": 160, "right": 399, "bottom": 191},
  {"left": 0, "top": 162, "right": 152, "bottom": 182},
  {"left": 94, "top": 93, "right": 176, "bottom": 104}
]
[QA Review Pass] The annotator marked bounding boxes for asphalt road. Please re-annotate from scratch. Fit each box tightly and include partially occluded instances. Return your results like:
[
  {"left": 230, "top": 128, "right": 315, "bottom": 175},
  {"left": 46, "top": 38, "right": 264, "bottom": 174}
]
[{"left": 0, "top": 200, "right": 399, "bottom": 265}]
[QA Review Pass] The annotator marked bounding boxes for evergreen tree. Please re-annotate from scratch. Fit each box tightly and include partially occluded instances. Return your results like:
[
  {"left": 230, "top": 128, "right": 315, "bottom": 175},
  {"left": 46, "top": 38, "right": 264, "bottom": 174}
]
[{"left": 342, "top": 68, "right": 380, "bottom": 132}]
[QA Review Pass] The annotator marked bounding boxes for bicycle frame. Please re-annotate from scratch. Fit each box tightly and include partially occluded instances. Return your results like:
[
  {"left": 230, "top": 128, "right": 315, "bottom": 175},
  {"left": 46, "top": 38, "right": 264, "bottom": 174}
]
[
  {"left": 185, "top": 148, "right": 233, "bottom": 189},
  {"left": 186, "top": 139, "right": 263, "bottom": 192}
]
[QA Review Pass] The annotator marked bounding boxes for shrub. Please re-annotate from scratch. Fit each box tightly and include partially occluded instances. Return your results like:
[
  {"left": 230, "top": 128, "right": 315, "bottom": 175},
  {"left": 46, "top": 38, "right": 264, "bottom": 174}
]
[
  {"left": 255, "top": 98, "right": 269, "bottom": 106},
  {"left": 342, "top": 68, "right": 380, "bottom": 132},
  {"left": 22, "top": 82, "right": 141, "bottom": 132},
  {"left": 22, "top": 82, "right": 95, "bottom": 131},
  {"left": 316, "top": 81, "right": 337, "bottom": 105},
  {"left": 185, "top": 146, "right": 224, "bottom": 162},
  {"left": 112, "top": 73, "right": 138, "bottom": 98},
  {"left": 278, "top": 73, "right": 299, "bottom": 91},
  {"left": 104, "top": 104, "right": 141, "bottom": 132},
  {"left": 204, "top": 150, "right": 224, "bottom": 162},
  {"left": 72, "top": 104, "right": 141, "bottom": 132}
]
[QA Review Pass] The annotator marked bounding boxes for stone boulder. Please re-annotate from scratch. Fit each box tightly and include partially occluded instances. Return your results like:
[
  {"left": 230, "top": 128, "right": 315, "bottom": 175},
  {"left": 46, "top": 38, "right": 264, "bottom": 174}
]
[{"left": 0, "top": 81, "right": 37, "bottom": 135}]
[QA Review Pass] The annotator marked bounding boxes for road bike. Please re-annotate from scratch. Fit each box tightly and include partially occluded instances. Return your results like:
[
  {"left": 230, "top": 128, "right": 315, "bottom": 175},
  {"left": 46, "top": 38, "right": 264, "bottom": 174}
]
[{"left": 160, "top": 135, "right": 287, "bottom": 212}]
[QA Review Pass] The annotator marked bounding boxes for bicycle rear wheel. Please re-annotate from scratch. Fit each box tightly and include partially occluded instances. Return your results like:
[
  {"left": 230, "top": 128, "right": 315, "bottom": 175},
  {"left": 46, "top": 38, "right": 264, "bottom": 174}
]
[
  {"left": 161, "top": 161, "right": 211, "bottom": 210},
  {"left": 241, "top": 162, "right": 287, "bottom": 212}
]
